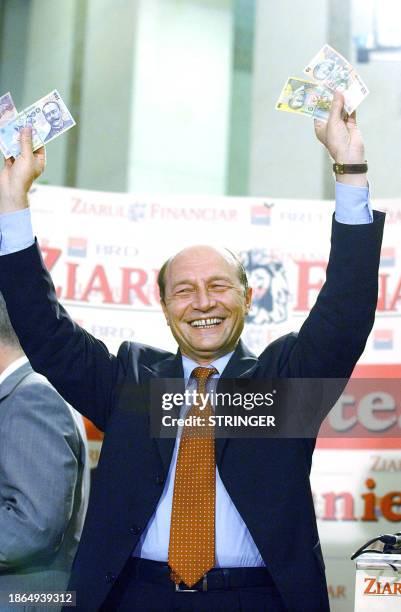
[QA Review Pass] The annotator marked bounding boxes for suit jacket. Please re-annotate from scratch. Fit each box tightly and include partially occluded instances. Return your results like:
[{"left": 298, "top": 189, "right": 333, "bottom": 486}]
[
  {"left": 0, "top": 362, "right": 89, "bottom": 612},
  {"left": 0, "top": 212, "right": 384, "bottom": 611}
]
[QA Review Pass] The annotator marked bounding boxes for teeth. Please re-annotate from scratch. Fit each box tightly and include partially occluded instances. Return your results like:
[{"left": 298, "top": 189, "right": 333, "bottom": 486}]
[{"left": 190, "top": 318, "right": 223, "bottom": 328}]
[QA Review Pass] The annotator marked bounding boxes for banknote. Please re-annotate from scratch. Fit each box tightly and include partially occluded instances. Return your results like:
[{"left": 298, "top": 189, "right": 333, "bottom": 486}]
[
  {"left": 0, "top": 89, "right": 75, "bottom": 159},
  {"left": 0, "top": 112, "right": 44, "bottom": 158},
  {"left": 0, "top": 92, "right": 18, "bottom": 127},
  {"left": 275, "top": 77, "right": 333, "bottom": 122},
  {"left": 303, "top": 44, "right": 369, "bottom": 114}
]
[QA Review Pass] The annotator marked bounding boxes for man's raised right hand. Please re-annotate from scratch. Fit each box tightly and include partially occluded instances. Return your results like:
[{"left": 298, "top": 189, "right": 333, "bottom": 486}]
[{"left": 0, "top": 127, "right": 46, "bottom": 214}]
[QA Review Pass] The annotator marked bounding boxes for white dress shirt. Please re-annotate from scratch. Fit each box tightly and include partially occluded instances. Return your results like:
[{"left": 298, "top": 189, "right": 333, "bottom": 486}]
[
  {"left": 133, "top": 352, "right": 266, "bottom": 566},
  {"left": 0, "top": 355, "right": 29, "bottom": 385}
]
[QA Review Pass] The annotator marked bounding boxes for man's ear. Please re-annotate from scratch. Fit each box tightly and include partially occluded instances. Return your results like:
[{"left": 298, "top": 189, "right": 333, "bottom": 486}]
[
  {"left": 161, "top": 300, "right": 170, "bottom": 326},
  {"left": 245, "top": 287, "right": 253, "bottom": 315}
]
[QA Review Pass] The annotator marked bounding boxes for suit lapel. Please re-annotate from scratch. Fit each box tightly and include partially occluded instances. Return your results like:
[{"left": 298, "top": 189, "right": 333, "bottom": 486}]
[
  {"left": 216, "top": 341, "right": 259, "bottom": 466},
  {"left": 219, "top": 340, "right": 259, "bottom": 379},
  {"left": 145, "top": 352, "right": 184, "bottom": 473}
]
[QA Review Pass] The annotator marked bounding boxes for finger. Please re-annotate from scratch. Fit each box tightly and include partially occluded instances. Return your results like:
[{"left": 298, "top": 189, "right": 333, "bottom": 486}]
[
  {"left": 33, "top": 146, "right": 46, "bottom": 173},
  {"left": 19, "top": 126, "right": 33, "bottom": 158},
  {"left": 346, "top": 110, "right": 357, "bottom": 128},
  {"left": 33, "top": 145, "right": 46, "bottom": 162},
  {"left": 314, "top": 119, "right": 326, "bottom": 143},
  {"left": 328, "top": 91, "right": 344, "bottom": 124}
]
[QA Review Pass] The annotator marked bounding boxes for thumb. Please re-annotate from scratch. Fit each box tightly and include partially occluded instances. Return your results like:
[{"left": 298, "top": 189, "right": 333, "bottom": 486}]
[
  {"left": 19, "top": 126, "right": 33, "bottom": 158},
  {"left": 328, "top": 91, "right": 344, "bottom": 124}
]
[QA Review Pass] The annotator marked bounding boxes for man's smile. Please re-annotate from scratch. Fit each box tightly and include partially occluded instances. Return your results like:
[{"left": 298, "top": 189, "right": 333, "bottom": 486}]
[{"left": 189, "top": 317, "right": 224, "bottom": 328}]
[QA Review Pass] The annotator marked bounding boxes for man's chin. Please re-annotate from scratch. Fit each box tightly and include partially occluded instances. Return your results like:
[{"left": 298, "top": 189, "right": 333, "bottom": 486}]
[{"left": 187, "top": 339, "right": 232, "bottom": 361}]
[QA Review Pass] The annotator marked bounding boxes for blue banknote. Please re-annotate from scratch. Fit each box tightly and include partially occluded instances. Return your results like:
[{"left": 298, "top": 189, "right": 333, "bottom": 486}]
[{"left": 0, "top": 89, "right": 75, "bottom": 158}]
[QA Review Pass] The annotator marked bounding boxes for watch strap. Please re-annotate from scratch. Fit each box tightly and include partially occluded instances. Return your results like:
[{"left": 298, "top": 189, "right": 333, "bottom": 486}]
[{"left": 333, "top": 162, "right": 368, "bottom": 175}]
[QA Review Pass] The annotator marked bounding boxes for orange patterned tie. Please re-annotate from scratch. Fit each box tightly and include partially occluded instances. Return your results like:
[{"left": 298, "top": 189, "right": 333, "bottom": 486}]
[{"left": 168, "top": 366, "right": 217, "bottom": 587}]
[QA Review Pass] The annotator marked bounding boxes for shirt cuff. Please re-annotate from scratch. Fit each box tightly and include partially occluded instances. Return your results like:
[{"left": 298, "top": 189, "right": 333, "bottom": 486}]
[
  {"left": 334, "top": 181, "right": 373, "bottom": 224},
  {"left": 0, "top": 208, "right": 35, "bottom": 254}
]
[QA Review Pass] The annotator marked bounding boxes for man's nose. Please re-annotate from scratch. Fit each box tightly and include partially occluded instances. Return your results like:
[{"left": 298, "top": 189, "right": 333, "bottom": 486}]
[{"left": 192, "top": 286, "right": 216, "bottom": 311}]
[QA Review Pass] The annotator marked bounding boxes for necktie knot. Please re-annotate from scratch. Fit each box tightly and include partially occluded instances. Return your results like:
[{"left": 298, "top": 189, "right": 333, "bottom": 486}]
[{"left": 191, "top": 366, "right": 218, "bottom": 392}]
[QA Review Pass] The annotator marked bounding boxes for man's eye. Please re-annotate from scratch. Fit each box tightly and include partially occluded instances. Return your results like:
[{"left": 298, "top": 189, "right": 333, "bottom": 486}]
[
  {"left": 210, "top": 284, "right": 228, "bottom": 291},
  {"left": 175, "top": 287, "right": 193, "bottom": 295}
]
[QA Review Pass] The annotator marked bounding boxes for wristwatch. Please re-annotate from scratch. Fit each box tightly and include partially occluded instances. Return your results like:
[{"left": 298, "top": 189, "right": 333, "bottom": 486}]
[{"left": 333, "top": 162, "right": 368, "bottom": 175}]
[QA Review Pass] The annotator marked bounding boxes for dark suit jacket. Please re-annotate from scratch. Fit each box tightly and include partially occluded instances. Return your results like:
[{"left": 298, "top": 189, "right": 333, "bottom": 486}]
[{"left": 0, "top": 212, "right": 384, "bottom": 611}]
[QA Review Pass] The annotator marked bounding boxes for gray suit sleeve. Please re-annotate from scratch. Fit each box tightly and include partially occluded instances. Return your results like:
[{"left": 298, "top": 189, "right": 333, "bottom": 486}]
[{"left": 0, "top": 380, "right": 80, "bottom": 570}]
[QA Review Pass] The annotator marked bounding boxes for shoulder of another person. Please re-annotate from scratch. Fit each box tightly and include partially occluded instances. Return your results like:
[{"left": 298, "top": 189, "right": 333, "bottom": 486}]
[{"left": 16, "top": 373, "right": 74, "bottom": 416}]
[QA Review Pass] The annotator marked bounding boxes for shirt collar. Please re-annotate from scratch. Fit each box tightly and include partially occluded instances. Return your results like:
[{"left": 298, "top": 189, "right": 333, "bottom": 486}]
[
  {"left": 0, "top": 355, "right": 29, "bottom": 386},
  {"left": 181, "top": 352, "right": 234, "bottom": 386}
]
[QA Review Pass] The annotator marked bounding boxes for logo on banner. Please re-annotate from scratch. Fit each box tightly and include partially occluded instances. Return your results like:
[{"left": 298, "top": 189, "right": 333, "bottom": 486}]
[
  {"left": 373, "top": 329, "right": 394, "bottom": 350},
  {"left": 70, "top": 196, "right": 238, "bottom": 223},
  {"left": 128, "top": 202, "right": 147, "bottom": 222},
  {"left": 278, "top": 211, "right": 325, "bottom": 223},
  {"left": 67, "top": 237, "right": 87, "bottom": 258},
  {"left": 251, "top": 203, "right": 273, "bottom": 226},
  {"left": 241, "top": 249, "right": 289, "bottom": 324},
  {"left": 148, "top": 203, "right": 237, "bottom": 222},
  {"left": 363, "top": 577, "right": 401, "bottom": 595},
  {"left": 95, "top": 243, "right": 139, "bottom": 258},
  {"left": 380, "top": 247, "right": 396, "bottom": 267}
]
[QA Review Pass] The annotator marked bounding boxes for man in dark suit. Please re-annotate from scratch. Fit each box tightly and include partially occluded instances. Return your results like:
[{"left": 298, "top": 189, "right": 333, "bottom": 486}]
[{"left": 0, "top": 93, "right": 384, "bottom": 611}]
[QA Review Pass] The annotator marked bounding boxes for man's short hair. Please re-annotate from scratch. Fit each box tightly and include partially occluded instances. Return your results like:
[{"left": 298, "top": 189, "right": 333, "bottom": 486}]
[
  {"left": 0, "top": 292, "right": 21, "bottom": 348},
  {"left": 43, "top": 100, "right": 60, "bottom": 112},
  {"left": 157, "top": 248, "right": 249, "bottom": 302}
]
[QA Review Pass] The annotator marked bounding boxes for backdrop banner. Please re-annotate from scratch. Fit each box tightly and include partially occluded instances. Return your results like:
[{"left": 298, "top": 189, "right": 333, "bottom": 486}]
[{"left": 29, "top": 183, "right": 401, "bottom": 611}]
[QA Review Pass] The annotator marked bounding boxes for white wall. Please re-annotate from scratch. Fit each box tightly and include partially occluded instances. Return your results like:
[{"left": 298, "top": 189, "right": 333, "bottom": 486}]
[
  {"left": 355, "top": 59, "right": 401, "bottom": 198},
  {"left": 21, "top": 0, "right": 77, "bottom": 186},
  {"left": 249, "top": 0, "right": 330, "bottom": 199},
  {"left": 76, "top": 0, "right": 138, "bottom": 191},
  {"left": 128, "top": 0, "right": 233, "bottom": 194}
]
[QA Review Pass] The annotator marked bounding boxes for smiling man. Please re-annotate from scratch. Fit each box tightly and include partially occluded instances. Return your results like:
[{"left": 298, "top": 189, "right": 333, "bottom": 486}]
[
  {"left": 159, "top": 246, "right": 252, "bottom": 364},
  {"left": 0, "top": 93, "right": 384, "bottom": 612}
]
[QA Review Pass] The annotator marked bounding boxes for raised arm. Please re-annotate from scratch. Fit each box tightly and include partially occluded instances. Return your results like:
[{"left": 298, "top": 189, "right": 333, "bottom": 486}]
[
  {"left": 279, "top": 94, "right": 384, "bottom": 378},
  {"left": 0, "top": 130, "right": 126, "bottom": 430}
]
